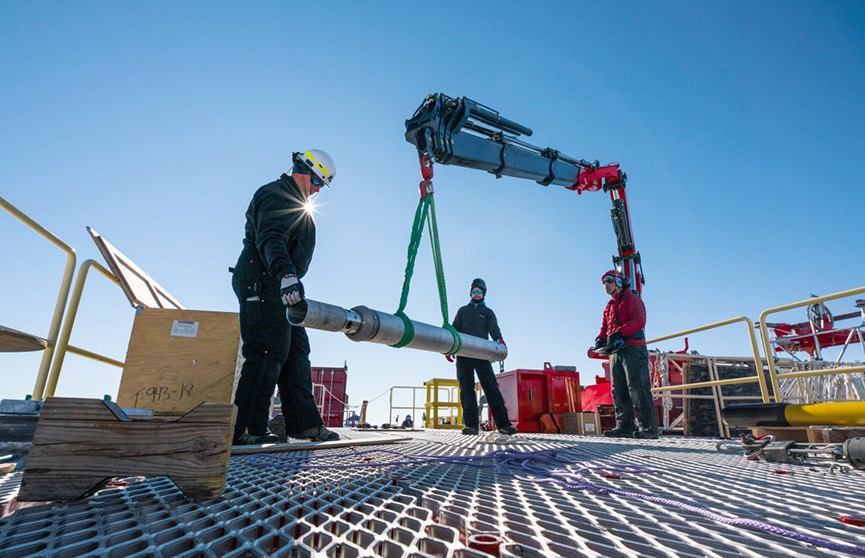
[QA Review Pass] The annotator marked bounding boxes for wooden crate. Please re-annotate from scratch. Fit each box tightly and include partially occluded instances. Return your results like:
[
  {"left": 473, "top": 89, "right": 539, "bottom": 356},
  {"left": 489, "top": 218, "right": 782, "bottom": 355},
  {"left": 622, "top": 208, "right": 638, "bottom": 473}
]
[
  {"left": 117, "top": 308, "right": 240, "bottom": 416},
  {"left": 19, "top": 397, "right": 235, "bottom": 501}
]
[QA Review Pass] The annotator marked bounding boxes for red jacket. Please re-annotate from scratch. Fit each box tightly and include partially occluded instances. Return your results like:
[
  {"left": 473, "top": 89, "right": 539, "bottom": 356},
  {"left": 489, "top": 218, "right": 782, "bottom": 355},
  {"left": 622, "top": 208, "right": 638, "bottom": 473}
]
[{"left": 597, "top": 289, "right": 647, "bottom": 347}]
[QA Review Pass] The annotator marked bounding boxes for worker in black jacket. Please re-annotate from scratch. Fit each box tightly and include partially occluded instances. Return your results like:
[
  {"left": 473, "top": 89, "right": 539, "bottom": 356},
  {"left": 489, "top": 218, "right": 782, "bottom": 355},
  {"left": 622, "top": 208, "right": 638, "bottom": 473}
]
[
  {"left": 231, "top": 149, "right": 339, "bottom": 445},
  {"left": 450, "top": 278, "right": 516, "bottom": 435}
]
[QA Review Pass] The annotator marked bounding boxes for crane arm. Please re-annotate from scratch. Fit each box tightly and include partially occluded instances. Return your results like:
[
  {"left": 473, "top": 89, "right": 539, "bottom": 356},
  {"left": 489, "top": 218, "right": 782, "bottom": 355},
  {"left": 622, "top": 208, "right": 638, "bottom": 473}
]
[{"left": 404, "top": 92, "right": 644, "bottom": 292}]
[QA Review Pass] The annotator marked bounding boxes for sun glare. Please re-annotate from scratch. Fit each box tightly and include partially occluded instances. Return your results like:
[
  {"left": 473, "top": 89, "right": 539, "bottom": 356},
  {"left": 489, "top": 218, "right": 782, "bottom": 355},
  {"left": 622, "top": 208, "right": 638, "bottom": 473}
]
[{"left": 303, "top": 199, "right": 317, "bottom": 216}]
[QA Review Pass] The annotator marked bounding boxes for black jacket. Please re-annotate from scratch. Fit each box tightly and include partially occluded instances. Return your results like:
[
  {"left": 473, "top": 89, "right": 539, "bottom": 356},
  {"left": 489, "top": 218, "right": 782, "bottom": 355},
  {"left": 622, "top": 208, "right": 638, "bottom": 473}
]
[
  {"left": 452, "top": 300, "right": 503, "bottom": 342},
  {"left": 235, "top": 174, "right": 316, "bottom": 282}
]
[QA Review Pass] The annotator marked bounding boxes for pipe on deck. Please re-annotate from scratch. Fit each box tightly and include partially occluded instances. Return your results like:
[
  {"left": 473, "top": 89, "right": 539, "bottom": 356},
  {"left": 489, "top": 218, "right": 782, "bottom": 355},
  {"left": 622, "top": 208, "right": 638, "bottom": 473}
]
[
  {"left": 286, "top": 298, "right": 507, "bottom": 362},
  {"left": 723, "top": 401, "right": 865, "bottom": 428}
]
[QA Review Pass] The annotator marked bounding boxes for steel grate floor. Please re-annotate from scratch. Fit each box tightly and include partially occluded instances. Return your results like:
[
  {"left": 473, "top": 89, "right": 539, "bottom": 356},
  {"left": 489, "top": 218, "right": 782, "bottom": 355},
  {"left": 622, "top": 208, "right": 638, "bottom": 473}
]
[{"left": 1, "top": 430, "right": 864, "bottom": 557}]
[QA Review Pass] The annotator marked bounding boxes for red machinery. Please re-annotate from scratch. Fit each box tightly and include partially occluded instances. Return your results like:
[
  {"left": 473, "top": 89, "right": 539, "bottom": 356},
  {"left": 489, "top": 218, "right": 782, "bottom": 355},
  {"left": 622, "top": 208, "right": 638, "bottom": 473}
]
[
  {"left": 405, "top": 93, "right": 644, "bottom": 294},
  {"left": 769, "top": 299, "right": 865, "bottom": 360}
]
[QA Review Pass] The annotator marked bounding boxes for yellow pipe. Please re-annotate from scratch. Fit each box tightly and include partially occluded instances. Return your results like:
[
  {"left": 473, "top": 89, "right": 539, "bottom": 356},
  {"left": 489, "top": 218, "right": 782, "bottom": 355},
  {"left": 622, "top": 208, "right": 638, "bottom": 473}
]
[
  {"left": 66, "top": 345, "right": 124, "bottom": 368},
  {"left": 785, "top": 402, "right": 865, "bottom": 427},
  {"left": 44, "top": 259, "right": 122, "bottom": 398},
  {"left": 1, "top": 196, "right": 77, "bottom": 400}
]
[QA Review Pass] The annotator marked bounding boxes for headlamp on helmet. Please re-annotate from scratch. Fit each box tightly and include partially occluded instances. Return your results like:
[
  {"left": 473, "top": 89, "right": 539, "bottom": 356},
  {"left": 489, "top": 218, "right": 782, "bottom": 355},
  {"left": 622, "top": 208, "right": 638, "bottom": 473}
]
[{"left": 292, "top": 149, "right": 336, "bottom": 188}]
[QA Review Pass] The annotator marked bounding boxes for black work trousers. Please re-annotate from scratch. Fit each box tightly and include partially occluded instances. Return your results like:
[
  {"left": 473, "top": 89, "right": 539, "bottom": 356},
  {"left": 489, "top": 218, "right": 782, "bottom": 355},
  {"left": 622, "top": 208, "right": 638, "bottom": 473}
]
[
  {"left": 609, "top": 345, "right": 658, "bottom": 433},
  {"left": 232, "top": 268, "right": 322, "bottom": 442},
  {"left": 455, "top": 356, "right": 512, "bottom": 430}
]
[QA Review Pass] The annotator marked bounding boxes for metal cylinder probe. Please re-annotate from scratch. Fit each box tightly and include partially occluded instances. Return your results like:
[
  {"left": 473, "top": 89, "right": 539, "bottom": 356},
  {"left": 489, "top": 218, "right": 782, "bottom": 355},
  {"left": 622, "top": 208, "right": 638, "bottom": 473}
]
[{"left": 287, "top": 298, "right": 507, "bottom": 361}]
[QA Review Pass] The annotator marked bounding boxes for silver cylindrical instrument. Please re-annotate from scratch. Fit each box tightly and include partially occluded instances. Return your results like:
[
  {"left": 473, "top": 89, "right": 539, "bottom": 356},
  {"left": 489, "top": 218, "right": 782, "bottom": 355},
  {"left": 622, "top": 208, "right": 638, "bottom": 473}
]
[{"left": 286, "top": 299, "right": 507, "bottom": 361}]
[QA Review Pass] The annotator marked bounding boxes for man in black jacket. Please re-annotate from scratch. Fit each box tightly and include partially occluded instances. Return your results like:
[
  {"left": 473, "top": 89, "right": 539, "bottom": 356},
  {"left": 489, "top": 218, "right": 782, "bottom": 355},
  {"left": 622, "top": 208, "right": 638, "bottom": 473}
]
[
  {"left": 231, "top": 149, "right": 340, "bottom": 445},
  {"left": 450, "top": 278, "right": 516, "bottom": 436}
]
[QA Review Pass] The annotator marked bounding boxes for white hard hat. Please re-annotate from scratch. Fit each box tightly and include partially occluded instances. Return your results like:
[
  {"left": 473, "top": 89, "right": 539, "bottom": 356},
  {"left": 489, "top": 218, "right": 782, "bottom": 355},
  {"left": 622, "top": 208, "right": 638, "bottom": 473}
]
[{"left": 293, "top": 149, "right": 336, "bottom": 188}]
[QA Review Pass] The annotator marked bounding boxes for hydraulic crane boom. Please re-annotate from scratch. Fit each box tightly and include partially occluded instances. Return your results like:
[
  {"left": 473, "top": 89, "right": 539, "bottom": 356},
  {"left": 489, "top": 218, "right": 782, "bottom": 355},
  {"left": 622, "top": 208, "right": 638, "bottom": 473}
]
[{"left": 405, "top": 92, "right": 645, "bottom": 293}]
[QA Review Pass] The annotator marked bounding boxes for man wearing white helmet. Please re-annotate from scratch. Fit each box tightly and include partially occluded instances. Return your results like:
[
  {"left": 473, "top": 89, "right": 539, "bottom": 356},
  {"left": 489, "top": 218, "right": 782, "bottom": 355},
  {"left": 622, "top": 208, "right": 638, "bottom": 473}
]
[{"left": 230, "top": 149, "right": 338, "bottom": 445}]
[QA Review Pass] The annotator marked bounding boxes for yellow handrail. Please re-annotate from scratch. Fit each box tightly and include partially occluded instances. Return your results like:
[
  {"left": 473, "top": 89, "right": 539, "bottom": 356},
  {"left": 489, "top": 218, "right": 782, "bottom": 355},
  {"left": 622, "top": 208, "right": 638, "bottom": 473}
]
[
  {"left": 758, "top": 286, "right": 865, "bottom": 401},
  {"left": 647, "top": 315, "right": 770, "bottom": 402},
  {"left": 45, "top": 259, "right": 123, "bottom": 397},
  {"left": 1, "top": 195, "right": 77, "bottom": 400}
]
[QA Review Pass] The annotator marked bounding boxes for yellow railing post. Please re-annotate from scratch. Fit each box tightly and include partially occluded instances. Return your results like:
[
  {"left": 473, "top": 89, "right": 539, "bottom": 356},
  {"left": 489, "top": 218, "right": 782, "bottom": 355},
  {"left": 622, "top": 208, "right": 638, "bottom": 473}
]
[
  {"left": 44, "top": 259, "right": 122, "bottom": 398},
  {"left": 1, "top": 195, "right": 77, "bottom": 401},
  {"left": 758, "top": 286, "right": 865, "bottom": 402}
]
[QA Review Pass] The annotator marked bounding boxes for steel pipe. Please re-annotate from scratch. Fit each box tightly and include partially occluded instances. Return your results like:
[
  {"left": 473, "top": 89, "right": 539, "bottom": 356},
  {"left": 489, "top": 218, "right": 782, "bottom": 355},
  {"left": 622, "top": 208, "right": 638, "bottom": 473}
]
[{"left": 286, "top": 299, "right": 507, "bottom": 361}]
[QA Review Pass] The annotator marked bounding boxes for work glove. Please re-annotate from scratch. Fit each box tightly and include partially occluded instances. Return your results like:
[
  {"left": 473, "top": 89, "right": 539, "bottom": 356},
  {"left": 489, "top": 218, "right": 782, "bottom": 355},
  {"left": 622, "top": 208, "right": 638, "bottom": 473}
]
[
  {"left": 445, "top": 354, "right": 455, "bottom": 363},
  {"left": 593, "top": 337, "right": 606, "bottom": 351},
  {"left": 607, "top": 331, "right": 623, "bottom": 345},
  {"left": 280, "top": 274, "right": 305, "bottom": 306},
  {"left": 603, "top": 337, "right": 626, "bottom": 355}
]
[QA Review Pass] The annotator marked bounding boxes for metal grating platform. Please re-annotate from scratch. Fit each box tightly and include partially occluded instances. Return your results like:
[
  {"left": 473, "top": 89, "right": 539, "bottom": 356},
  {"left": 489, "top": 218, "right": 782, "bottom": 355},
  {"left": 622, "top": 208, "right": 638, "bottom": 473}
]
[{"left": 1, "top": 429, "right": 864, "bottom": 557}]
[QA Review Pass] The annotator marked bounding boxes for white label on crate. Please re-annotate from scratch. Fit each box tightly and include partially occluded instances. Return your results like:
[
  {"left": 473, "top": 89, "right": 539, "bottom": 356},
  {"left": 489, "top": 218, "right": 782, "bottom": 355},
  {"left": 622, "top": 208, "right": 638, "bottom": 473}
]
[
  {"left": 171, "top": 320, "right": 199, "bottom": 338},
  {"left": 585, "top": 423, "right": 596, "bottom": 433}
]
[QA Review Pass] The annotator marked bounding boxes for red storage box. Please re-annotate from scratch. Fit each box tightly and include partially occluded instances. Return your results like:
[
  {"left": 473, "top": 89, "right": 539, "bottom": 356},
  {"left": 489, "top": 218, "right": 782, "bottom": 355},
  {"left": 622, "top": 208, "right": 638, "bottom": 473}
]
[
  {"left": 491, "top": 363, "right": 581, "bottom": 433},
  {"left": 495, "top": 368, "right": 548, "bottom": 432}
]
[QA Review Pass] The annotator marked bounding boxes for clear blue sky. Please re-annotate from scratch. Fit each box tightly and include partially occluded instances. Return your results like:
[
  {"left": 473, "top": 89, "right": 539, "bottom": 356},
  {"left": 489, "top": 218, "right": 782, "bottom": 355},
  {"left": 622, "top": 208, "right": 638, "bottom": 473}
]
[{"left": 2, "top": 2, "right": 864, "bottom": 425}]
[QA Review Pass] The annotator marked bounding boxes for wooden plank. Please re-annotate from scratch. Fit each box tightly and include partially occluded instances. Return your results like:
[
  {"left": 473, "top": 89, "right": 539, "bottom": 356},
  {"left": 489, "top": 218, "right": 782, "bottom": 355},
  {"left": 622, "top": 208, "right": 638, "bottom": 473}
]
[
  {"left": 807, "top": 426, "right": 865, "bottom": 443},
  {"left": 19, "top": 398, "right": 235, "bottom": 501},
  {"left": 0, "top": 325, "right": 47, "bottom": 353},
  {"left": 117, "top": 308, "right": 240, "bottom": 416},
  {"left": 750, "top": 426, "right": 810, "bottom": 443},
  {"left": 231, "top": 435, "right": 411, "bottom": 455}
]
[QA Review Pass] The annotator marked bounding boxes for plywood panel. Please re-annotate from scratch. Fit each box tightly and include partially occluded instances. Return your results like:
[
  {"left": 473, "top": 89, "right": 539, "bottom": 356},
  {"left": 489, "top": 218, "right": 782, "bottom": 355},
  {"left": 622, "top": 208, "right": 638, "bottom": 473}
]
[
  {"left": 87, "top": 226, "right": 184, "bottom": 309},
  {"left": 117, "top": 308, "right": 240, "bottom": 415}
]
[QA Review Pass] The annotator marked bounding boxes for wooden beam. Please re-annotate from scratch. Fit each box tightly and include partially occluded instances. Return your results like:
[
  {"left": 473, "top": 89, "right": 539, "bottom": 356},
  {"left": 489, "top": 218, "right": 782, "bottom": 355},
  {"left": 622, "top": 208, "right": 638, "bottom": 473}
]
[
  {"left": 19, "top": 397, "right": 235, "bottom": 501},
  {"left": 0, "top": 325, "right": 47, "bottom": 353}
]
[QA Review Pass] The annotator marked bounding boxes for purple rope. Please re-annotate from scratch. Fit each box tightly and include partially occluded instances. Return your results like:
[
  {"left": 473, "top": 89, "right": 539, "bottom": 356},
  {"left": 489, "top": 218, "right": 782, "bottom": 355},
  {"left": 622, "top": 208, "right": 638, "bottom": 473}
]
[{"left": 246, "top": 447, "right": 865, "bottom": 556}]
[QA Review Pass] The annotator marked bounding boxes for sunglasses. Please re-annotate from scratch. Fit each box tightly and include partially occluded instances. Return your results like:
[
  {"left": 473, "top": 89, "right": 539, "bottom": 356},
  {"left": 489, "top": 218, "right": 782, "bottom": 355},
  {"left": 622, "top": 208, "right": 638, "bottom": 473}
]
[
  {"left": 310, "top": 175, "right": 323, "bottom": 187},
  {"left": 471, "top": 289, "right": 484, "bottom": 294}
]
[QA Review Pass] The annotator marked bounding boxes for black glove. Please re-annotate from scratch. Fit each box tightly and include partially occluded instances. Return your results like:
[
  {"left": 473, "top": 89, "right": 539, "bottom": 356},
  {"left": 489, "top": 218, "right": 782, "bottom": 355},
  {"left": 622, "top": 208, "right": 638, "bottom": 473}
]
[
  {"left": 593, "top": 337, "right": 606, "bottom": 351},
  {"left": 280, "top": 274, "right": 305, "bottom": 306},
  {"left": 607, "top": 331, "right": 623, "bottom": 345}
]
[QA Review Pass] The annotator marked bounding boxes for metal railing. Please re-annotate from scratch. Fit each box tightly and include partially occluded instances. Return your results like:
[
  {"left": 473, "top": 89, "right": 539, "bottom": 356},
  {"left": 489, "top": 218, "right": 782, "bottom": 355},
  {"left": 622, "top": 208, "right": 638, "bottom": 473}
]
[
  {"left": 648, "top": 315, "right": 771, "bottom": 402},
  {"left": 1, "top": 196, "right": 77, "bottom": 400},
  {"left": 2, "top": 197, "right": 130, "bottom": 400},
  {"left": 758, "top": 286, "right": 865, "bottom": 400},
  {"left": 647, "top": 286, "right": 865, "bottom": 435},
  {"left": 45, "top": 259, "right": 124, "bottom": 398},
  {"left": 388, "top": 385, "right": 426, "bottom": 427}
]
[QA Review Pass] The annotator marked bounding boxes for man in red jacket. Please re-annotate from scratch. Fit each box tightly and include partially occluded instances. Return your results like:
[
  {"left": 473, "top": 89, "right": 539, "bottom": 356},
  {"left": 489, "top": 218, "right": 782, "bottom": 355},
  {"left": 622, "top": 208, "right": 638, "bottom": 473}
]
[{"left": 592, "top": 269, "right": 659, "bottom": 439}]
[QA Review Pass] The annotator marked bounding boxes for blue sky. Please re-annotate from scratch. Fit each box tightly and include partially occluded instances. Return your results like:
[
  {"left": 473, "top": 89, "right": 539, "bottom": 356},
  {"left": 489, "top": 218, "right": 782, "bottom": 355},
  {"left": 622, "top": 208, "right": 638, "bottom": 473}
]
[{"left": 2, "top": 2, "right": 864, "bottom": 425}]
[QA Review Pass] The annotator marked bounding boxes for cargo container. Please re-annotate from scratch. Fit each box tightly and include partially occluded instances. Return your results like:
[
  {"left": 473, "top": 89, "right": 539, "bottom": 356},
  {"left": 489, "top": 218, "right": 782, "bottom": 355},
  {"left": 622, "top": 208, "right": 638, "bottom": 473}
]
[{"left": 274, "top": 364, "right": 349, "bottom": 428}]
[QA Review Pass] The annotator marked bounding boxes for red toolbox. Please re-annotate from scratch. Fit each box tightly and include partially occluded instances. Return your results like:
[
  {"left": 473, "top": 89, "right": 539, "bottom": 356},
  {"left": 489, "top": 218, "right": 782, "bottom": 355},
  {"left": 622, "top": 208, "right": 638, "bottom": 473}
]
[{"left": 492, "top": 363, "right": 581, "bottom": 432}]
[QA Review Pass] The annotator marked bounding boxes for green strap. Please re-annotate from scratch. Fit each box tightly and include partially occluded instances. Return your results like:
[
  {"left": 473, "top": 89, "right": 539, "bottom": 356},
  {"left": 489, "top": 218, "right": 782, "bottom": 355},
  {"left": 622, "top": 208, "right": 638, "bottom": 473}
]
[
  {"left": 392, "top": 190, "right": 459, "bottom": 353},
  {"left": 391, "top": 196, "right": 430, "bottom": 347}
]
